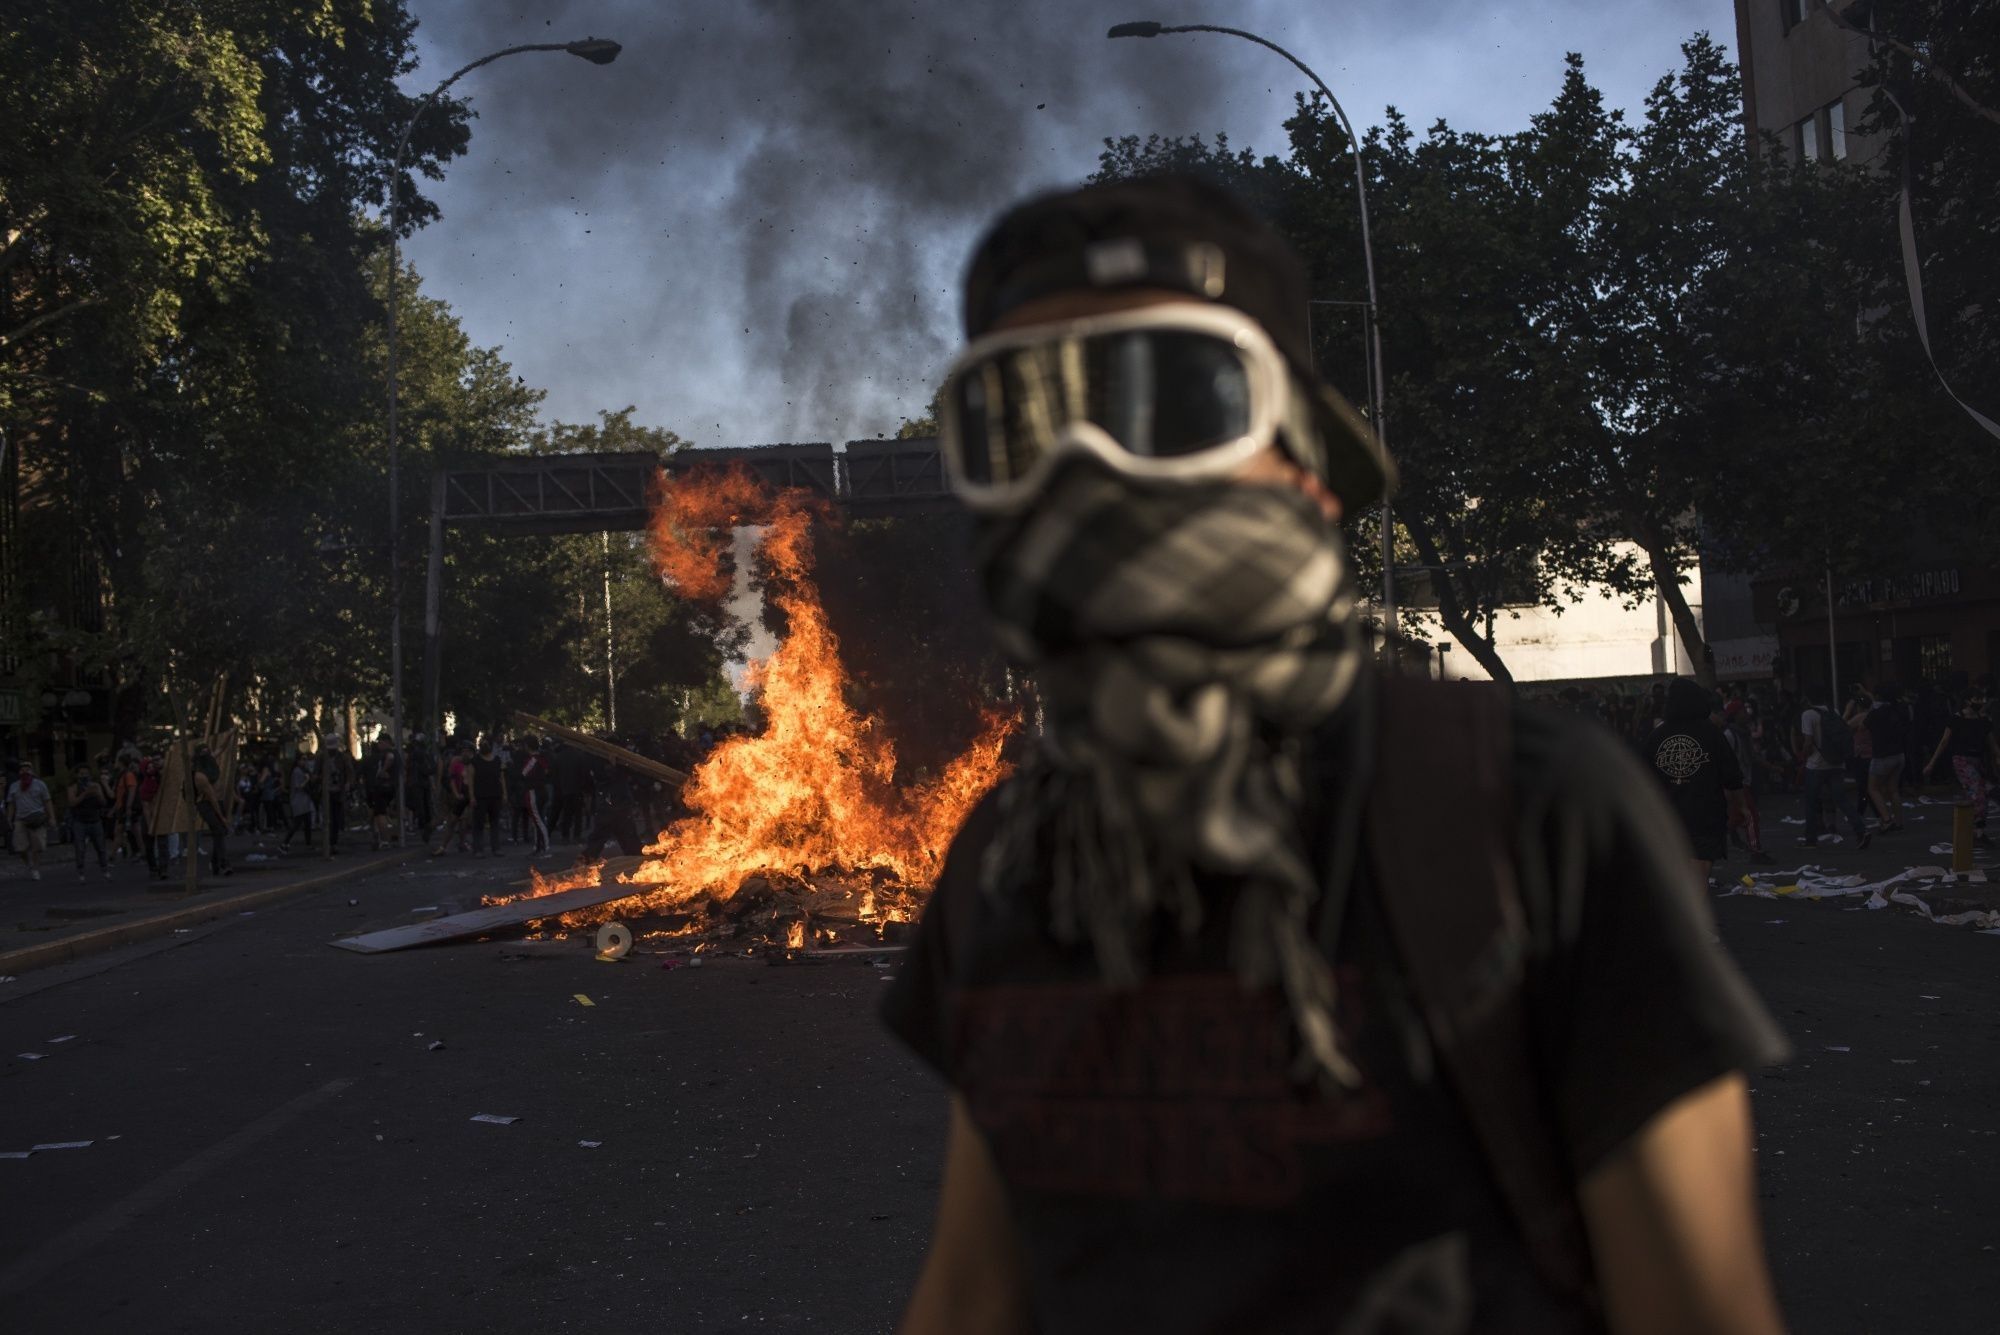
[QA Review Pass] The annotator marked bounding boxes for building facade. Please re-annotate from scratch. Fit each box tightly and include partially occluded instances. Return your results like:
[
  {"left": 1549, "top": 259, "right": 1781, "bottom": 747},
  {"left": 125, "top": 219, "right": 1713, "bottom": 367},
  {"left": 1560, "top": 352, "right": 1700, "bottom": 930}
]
[
  {"left": 1732, "top": 0, "right": 1883, "bottom": 164},
  {"left": 1723, "top": 2, "right": 2000, "bottom": 698}
]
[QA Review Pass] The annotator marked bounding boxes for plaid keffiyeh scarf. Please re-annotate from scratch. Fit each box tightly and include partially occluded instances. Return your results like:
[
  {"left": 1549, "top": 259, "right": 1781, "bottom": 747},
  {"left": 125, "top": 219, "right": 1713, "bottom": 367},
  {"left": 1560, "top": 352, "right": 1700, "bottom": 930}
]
[{"left": 976, "top": 463, "right": 1366, "bottom": 1087}]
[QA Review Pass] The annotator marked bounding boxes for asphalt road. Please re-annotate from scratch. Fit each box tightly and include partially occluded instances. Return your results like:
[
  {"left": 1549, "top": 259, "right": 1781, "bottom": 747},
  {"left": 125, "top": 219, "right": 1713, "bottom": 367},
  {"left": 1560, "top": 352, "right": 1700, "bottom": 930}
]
[{"left": 2, "top": 851, "right": 1996, "bottom": 1334}]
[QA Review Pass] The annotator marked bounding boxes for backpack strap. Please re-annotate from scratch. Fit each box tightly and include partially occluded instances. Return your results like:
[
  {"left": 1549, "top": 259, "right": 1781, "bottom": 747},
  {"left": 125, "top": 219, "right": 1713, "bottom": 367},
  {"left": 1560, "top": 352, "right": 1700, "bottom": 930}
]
[{"left": 1365, "top": 675, "right": 1594, "bottom": 1298}]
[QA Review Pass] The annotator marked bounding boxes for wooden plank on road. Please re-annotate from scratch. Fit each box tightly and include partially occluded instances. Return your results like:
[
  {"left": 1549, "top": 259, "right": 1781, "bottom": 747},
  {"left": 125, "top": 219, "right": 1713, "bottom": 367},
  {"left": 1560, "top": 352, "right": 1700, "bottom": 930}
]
[{"left": 328, "top": 879, "right": 650, "bottom": 954}]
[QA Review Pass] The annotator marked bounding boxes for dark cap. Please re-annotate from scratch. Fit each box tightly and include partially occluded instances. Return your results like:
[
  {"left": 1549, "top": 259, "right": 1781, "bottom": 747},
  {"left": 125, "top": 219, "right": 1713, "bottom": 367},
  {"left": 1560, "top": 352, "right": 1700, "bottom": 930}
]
[{"left": 963, "top": 173, "right": 1394, "bottom": 509}]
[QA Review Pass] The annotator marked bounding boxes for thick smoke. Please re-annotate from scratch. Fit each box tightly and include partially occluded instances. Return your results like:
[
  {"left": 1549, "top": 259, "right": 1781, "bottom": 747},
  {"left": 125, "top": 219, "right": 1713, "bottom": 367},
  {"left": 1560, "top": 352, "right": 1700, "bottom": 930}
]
[
  {"left": 400, "top": 1, "right": 1257, "bottom": 442},
  {"left": 400, "top": 1, "right": 1714, "bottom": 441}
]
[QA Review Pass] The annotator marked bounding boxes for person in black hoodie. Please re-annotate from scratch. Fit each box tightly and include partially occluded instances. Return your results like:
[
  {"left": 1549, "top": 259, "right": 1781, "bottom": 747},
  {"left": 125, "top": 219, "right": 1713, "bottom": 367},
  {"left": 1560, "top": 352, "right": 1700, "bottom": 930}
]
[{"left": 1645, "top": 678, "right": 1746, "bottom": 891}]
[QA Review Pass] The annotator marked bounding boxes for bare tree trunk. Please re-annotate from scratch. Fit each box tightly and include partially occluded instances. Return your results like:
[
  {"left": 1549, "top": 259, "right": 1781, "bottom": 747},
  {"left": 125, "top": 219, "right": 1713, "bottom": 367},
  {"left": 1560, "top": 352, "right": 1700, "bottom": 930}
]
[
  {"left": 1403, "top": 513, "right": 1514, "bottom": 684},
  {"left": 1629, "top": 522, "right": 1713, "bottom": 687}
]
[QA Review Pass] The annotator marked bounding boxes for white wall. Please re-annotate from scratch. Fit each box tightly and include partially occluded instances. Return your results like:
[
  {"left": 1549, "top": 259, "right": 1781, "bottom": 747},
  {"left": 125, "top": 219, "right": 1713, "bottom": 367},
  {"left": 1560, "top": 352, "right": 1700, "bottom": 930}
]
[{"left": 1404, "top": 545, "right": 1701, "bottom": 683}]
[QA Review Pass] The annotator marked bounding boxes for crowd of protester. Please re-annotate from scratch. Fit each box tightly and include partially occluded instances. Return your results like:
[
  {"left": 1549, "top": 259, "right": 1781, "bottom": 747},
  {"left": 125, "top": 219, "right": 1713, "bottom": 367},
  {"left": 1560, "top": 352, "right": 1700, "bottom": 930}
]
[
  {"left": 1534, "top": 672, "right": 2000, "bottom": 864},
  {"left": 4, "top": 719, "right": 752, "bottom": 886}
]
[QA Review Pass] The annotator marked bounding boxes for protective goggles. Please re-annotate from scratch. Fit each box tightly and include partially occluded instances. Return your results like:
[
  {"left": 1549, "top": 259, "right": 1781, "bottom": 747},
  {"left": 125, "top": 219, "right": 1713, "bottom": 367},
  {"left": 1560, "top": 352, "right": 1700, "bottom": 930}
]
[{"left": 938, "top": 303, "right": 1296, "bottom": 512}]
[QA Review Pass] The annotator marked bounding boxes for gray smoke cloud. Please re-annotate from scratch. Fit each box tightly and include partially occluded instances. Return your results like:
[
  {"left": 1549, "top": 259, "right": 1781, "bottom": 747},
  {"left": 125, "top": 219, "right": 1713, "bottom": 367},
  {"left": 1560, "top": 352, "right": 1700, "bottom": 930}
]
[{"left": 400, "top": 0, "right": 1732, "bottom": 443}]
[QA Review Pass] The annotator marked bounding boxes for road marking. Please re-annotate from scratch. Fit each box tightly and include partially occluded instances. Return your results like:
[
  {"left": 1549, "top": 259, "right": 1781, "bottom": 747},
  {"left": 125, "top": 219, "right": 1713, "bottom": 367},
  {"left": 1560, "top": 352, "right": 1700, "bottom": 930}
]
[{"left": 0, "top": 1076, "right": 356, "bottom": 1298}]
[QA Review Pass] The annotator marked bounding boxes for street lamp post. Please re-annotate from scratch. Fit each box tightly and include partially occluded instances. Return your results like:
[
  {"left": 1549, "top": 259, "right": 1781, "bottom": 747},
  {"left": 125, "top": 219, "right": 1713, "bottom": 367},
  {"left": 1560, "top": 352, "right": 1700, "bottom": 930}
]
[
  {"left": 384, "top": 37, "right": 620, "bottom": 845},
  {"left": 1108, "top": 21, "right": 1398, "bottom": 659}
]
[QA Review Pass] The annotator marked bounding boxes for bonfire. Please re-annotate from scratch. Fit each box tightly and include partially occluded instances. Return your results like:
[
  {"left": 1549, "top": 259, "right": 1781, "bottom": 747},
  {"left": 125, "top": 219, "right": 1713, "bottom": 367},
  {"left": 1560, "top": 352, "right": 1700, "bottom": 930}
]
[{"left": 495, "top": 464, "right": 1014, "bottom": 948}]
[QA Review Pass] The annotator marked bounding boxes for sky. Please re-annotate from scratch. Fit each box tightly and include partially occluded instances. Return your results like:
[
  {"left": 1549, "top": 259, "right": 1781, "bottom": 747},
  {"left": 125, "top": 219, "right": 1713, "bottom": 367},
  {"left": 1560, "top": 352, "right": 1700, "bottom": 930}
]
[{"left": 398, "top": 0, "right": 1742, "bottom": 449}]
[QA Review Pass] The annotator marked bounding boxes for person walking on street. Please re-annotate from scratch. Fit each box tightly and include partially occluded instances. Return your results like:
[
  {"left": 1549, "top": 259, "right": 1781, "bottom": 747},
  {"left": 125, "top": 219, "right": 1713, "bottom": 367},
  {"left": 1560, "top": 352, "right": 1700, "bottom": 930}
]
[
  {"left": 1863, "top": 685, "right": 1910, "bottom": 832},
  {"left": 137, "top": 754, "right": 169, "bottom": 879},
  {"left": 888, "top": 175, "right": 1790, "bottom": 1335},
  {"left": 1721, "top": 700, "right": 1774, "bottom": 864},
  {"left": 519, "top": 736, "right": 551, "bottom": 857},
  {"left": 281, "top": 752, "right": 315, "bottom": 851},
  {"left": 1842, "top": 685, "right": 1877, "bottom": 825},
  {"left": 320, "top": 739, "right": 351, "bottom": 852},
  {"left": 365, "top": 737, "right": 399, "bottom": 850},
  {"left": 8, "top": 762, "right": 54, "bottom": 881},
  {"left": 468, "top": 738, "right": 506, "bottom": 856},
  {"left": 1646, "top": 680, "right": 1747, "bottom": 892},
  {"left": 1798, "top": 692, "right": 1870, "bottom": 849},
  {"left": 430, "top": 740, "right": 474, "bottom": 856},
  {"left": 67, "top": 765, "right": 112, "bottom": 881},
  {"left": 111, "top": 753, "right": 142, "bottom": 862},
  {"left": 578, "top": 761, "right": 642, "bottom": 864},
  {"left": 407, "top": 733, "right": 436, "bottom": 837},
  {"left": 192, "top": 746, "right": 233, "bottom": 877},
  {"left": 1923, "top": 695, "right": 2000, "bottom": 845}
]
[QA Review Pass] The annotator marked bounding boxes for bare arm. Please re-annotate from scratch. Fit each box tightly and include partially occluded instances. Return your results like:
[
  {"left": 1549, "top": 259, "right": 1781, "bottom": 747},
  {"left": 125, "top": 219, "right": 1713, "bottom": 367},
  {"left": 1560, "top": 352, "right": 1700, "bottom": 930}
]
[
  {"left": 1925, "top": 728, "right": 1953, "bottom": 775},
  {"left": 1579, "top": 1073, "right": 1787, "bottom": 1335},
  {"left": 898, "top": 1097, "right": 1033, "bottom": 1335}
]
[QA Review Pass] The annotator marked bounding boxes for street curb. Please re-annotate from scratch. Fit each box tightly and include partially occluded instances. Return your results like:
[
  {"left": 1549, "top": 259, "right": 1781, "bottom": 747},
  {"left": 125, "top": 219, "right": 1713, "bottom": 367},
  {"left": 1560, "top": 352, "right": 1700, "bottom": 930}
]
[{"left": 0, "top": 846, "right": 427, "bottom": 977}]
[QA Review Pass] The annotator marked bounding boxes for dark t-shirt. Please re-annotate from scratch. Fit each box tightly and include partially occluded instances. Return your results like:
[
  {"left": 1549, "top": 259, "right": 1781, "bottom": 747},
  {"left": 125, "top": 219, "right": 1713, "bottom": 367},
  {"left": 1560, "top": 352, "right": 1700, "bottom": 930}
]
[
  {"left": 882, "top": 704, "right": 1786, "bottom": 1335},
  {"left": 1947, "top": 714, "right": 1992, "bottom": 760},
  {"left": 470, "top": 754, "right": 504, "bottom": 802},
  {"left": 1643, "top": 717, "right": 1743, "bottom": 851},
  {"left": 69, "top": 780, "right": 108, "bottom": 822},
  {"left": 1865, "top": 703, "right": 1910, "bottom": 758}
]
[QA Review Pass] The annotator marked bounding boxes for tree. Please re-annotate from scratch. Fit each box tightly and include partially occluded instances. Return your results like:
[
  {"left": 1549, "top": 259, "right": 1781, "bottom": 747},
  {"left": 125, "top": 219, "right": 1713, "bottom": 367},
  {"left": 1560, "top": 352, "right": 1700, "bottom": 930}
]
[
  {"left": 1094, "top": 100, "right": 1654, "bottom": 680},
  {"left": 1, "top": 0, "right": 472, "bottom": 739}
]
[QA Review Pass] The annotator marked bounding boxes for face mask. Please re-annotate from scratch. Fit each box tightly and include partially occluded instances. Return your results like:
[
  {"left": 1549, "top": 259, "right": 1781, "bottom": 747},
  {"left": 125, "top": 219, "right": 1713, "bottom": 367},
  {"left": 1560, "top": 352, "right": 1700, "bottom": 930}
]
[{"left": 975, "top": 457, "right": 1366, "bottom": 1089}]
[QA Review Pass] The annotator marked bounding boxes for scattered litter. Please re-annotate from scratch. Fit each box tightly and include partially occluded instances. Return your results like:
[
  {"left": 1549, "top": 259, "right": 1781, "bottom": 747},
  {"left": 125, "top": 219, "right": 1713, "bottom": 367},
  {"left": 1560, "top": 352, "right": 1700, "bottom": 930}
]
[
  {"left": 244, "top": 853, "right": 272, "bottom": 863},
  {"left": 660, "top": 958, "right": 686, "bottom": 972},
  {"left": 573, "top": 993, "right": 595, "bottom": 1007},
  {"left": 579, "top": 1140, "right": 602, "bottom": 1148},
  {"left": 0, "top": 976, "right": 15, "bottom": 984},
  {"left": 1780, "top": 817, "right": 1804, "bottom": 825},
  {"left": 1764, "top": 919, "right": 1787, "bottom": 925},
  {"left": 687, "top": 956, "right": 704, "bottom": 968},
  {"left": 238, "top": 911, "right": 255, "bottom": 916},
  {"left": 1921, "top": 995, "right": 1941, "bottom": 1000},
  {"left": 427, "top": 1040, "right": 445, "bottom": 1052},
  {"left": 1824, "top": 1046, "right": 1852, "bottom": 1053},
  {"left": 1893, "top": 1059, "right": 1917, "bottom": 1064},
  {"left": 347, "top": 899, "right": 359, "bottom": 906},
  {"left": 32, "top": 1140, "right": 94, "bottom": 1151},
  {"left": 17, "top": 1053, "right": 45, "bottom": 1061},
  {"left": 595, "top": 921, "right": 634, "bottom": 961},
  {"left": 174, "top": 929, "right": 191, "bottom": 934},
  {"left": 0, "top": 1151, "right": 30, "bottom": 1160},
  {"left": 47, "top": 1036, "right": 75, "bottom": 1044},
  {"left": 411, "top": 906, "right": 440, "bottom": 915},
  {"left": 469, "top": 1114, "right": 519, "bottom": 1125}
]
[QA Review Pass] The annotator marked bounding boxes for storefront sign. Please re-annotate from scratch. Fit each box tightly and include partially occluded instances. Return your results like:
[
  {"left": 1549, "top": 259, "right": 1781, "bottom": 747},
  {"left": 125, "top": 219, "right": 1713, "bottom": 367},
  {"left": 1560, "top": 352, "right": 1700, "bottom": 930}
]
[
  {"left": 1835, "top": 567, "right": 1962, "bottom": 611},
  {"left": 1712, "top": 635, "right": 1780, "bottom": 680}
]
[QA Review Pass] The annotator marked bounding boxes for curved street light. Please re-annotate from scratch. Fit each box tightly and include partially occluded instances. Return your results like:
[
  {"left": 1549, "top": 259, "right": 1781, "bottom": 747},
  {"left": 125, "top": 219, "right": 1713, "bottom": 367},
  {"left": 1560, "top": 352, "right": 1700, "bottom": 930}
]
[
  {"left": 383, "top": 38, "right": 621, "bottom": 844},
  {"left": 1109, "top": 21, "right": 1398, "bottom": 659}
]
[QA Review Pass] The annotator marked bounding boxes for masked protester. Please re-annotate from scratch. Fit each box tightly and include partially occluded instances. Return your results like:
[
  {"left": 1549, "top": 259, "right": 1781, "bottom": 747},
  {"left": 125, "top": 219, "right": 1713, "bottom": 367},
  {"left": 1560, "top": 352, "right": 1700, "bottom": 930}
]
[{"left": 883, "top": 175, "right": 1790, "bottom": 1335}]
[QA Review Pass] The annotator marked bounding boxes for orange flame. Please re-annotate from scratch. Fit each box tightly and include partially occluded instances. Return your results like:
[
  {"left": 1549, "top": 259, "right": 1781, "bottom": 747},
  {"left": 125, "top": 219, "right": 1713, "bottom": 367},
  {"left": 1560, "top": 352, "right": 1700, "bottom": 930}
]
[{"left": 512, "top": 463, "right": 1014, "bottom": 924}]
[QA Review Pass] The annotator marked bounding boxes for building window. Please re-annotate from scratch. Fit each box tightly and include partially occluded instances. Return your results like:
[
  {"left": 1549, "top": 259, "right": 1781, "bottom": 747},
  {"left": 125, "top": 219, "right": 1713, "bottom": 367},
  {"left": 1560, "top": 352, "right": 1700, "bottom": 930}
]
[
  {"left": 1828, "top": 99, "right": 1848, "bottom": 159},
  {"left": 1780, "top": 0, "right": 1811, "bottom": 33},
  {"left": 1797, "top": 114, "right": 1820, "bottom": 162},
  {"left": 1917, "top": 634, "right": 1952, "bottom": 680}
]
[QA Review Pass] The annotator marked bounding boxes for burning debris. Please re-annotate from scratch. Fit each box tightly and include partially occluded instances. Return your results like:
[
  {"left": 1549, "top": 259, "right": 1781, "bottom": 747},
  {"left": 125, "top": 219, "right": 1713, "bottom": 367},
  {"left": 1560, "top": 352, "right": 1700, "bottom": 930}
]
[{"left": 487, "top": 464, "right": 1015, "bottom": 949}]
